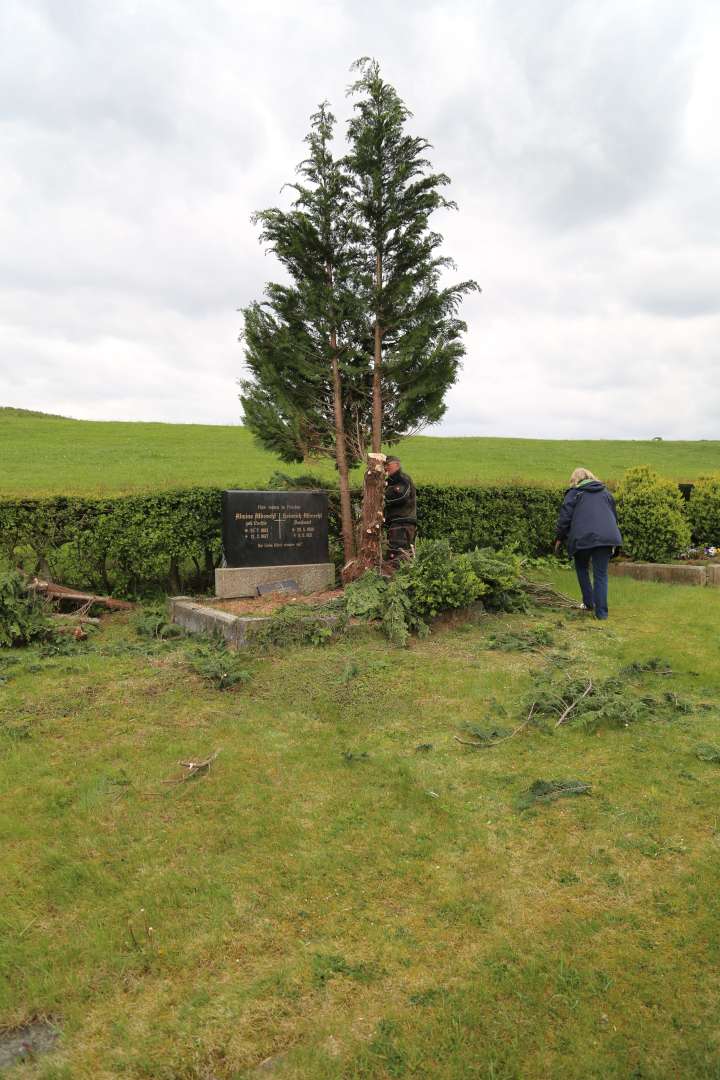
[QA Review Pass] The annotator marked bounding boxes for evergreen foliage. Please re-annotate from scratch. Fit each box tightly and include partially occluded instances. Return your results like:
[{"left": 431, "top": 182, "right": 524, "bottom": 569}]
[
  {"left": 187, "top": 641, "right": 251, "bottom": 690},
  {"left": 695, "top": 743, "right": 720, "bottom": 764},
  {"left": 250, "top": 603, "right": 340, "bottom": 648},
  {"left": 687, "top": 476, "right": 720, "bottom": 545},
  {"left": 240, "top": 104, "right": 368, "bottom": 467},
  {"left": 346, "top": 58, "right": 479, "bottom": 448},
  {"left": 518, "top": 663, "right": 695, "bottom": 735},
  {"left": 516, "top": 779, "right": 591, "bottom": 810},
  {"left": 342, "top": 541, "right": 526, "bottom": 646},
  {"left": 240, "top": 58, "right": 478, "bottom": 477},
  {"left": 486, "top": 625, "right": 556, "bottom": 653},
  {"left": 615, "top": 466, "right": 691, "bottom": 562}
]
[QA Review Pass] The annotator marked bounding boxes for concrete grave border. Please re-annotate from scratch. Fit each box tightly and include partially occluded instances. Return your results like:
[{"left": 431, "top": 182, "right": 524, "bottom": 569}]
[
  {"left": 168, "top": 596, "right": 340, "bottom": 649},
  {"left": 610, "top": 562, "right": 720, "bottom": 587}
]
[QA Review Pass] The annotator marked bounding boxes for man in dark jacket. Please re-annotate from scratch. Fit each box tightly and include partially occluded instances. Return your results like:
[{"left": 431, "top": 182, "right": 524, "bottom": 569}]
[
  {"left": 384, "top": 456, "right": 417, "bottom": 563},
  {"left": 554, "top": 468, "right": 622, "bottom": 620}
]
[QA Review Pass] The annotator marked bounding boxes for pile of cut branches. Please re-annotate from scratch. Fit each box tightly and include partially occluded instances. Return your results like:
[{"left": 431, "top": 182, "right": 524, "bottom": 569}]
[
  {"left": 520, "top": 577, "right": 582, "bottom": 610},
  {"left": 456, "top": 658, "right": 697, "bottom": 745},
  {"left": 521, "top": 659, "right": 695, "bottom": 733}
]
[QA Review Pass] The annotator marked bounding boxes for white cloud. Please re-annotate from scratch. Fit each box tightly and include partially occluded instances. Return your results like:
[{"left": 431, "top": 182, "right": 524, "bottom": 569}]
[{"left": 0, "top": 0, "right": 718, "bottom": 438}]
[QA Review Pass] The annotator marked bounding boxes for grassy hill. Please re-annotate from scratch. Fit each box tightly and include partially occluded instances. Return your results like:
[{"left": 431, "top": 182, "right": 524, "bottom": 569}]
[{"left": 2, "top": 408, "right": 718, "bottom": 497}]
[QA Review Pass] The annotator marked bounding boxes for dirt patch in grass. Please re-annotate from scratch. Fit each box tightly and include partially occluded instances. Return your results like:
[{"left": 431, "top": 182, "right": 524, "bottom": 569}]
[{"left": 0, "top": 1018, "right": 59, "bottom": 1069}]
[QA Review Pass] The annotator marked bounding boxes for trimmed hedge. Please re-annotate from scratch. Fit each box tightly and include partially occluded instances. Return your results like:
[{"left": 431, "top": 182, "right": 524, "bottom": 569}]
[
  {"left": 417, "top": 484, "right": 561, "bottom": 553},
  {"left": 0, "top": 484, "right": 563, "bottom": 597},
  {"left": 0, "top": 489, "right": 223, "bottom": 596}
]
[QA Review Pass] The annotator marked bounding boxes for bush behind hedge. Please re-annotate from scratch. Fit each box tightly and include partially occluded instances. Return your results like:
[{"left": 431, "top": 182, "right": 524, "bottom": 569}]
[
  {"left": 615, "top": 466, "right": 691, "bottom": 562},
  {"left": 687, "top": 476, "right": 720, "bottom": 546}
]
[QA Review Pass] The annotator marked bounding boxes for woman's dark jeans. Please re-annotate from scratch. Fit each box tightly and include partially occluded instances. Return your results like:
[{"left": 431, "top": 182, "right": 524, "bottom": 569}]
[{"left": 573, "top": 546, "right": 613, "bottom": 619}]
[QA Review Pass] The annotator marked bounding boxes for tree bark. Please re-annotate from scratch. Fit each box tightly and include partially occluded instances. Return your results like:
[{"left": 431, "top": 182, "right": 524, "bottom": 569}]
[
  {"left": 331, "top": 346, "right": 356, "bottom": 564},
  {"left": 169, "top": 556, "right": 182, "bottom": 595},
  {"left": 341, "top": 453, "right": 386, "bottom": 583},
  {"left": 371, "top": 251, "right": 383, "bottom": 453}
]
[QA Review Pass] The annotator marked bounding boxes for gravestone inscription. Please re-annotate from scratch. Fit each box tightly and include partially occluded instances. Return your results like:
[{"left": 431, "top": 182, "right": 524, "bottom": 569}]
[{"left": 222, "top": 490, "right": 329, "bottom": 567}]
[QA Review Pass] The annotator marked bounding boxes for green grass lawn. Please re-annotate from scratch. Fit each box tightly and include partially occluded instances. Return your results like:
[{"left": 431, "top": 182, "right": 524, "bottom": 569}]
[
  {"left": 3, "top": 572, "right": 720, "bottom": 1077},
  {"left": 2, "top": 408, "right": 719, "bottom": 496}
]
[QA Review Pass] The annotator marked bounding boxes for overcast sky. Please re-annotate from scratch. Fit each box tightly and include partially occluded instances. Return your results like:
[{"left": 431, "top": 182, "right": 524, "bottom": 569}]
[{"left": 1, "top": 0, "right": 719, "bottom": 438}]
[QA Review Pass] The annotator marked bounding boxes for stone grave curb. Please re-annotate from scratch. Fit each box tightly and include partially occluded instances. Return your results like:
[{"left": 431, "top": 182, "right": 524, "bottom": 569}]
[
  {"left": 168, "top": 597, "right": 340, "bottom": 650},
  {"left": 609, "top": 562, "right": 720, "bottom": 587},
  {"left": 215, "top": 562, "right": 335, "bottom": 599}
]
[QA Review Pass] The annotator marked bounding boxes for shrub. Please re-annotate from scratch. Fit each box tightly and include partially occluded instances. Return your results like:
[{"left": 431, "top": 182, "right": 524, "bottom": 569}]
[
  {"left": 0, "top": 490, "right": 222, "bottom": 597},
  {"left": 0, "top": 571, "right": 53, "bottom": 646},
  {"left": 615, "top": 466, "right": 691, "bottom": 562},
  {"left": 687, "top": 476, "right": 720, "bottom": 545}
]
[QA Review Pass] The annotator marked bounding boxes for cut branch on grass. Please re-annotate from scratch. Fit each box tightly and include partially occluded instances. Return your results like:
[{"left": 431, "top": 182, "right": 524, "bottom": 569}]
[
  {"left": 520, "top": 578, "right": 582, "bottom": 610},
  {"left": 556, "top": 681, "right": 593, "bottom": 727},
  {"left": 143, "top": 751, "right": 221, "bottom": 795},
  {"left": 161, "top": 750, "right": 221, "bottom": 785},
  {"left": 28, "top": 577, "right": 133, "bottom": 612},
  {"left": 455, "top": 702, "right": 536, "bottom": 749}
]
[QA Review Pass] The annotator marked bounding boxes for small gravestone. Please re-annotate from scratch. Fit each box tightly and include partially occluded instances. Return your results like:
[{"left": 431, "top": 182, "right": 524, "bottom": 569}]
[{"left": 215, "top": 490, "right": 335, "bottom": 599}]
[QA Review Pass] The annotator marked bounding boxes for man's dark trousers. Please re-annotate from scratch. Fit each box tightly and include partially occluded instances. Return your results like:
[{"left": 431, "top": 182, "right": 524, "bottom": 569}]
[{"left": 573, "top": 546, "right": 613, "bottom": 619}]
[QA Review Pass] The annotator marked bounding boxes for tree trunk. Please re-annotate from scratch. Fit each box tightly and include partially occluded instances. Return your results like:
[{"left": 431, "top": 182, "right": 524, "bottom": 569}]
[
  {"left": 169, "top": 556, "right": 182, "bottom": 595},
  {"left": 371, "top": 251, "right": 383, "bottom": 453},
  {"left": 331, "top": 348, "right": 356, "bottom": 564},
  {"left": 204, "top": 547, "right": 216, "bottom": 578},
  {"left": 341, "top": 453, "right": 386, "bottom": 583}
]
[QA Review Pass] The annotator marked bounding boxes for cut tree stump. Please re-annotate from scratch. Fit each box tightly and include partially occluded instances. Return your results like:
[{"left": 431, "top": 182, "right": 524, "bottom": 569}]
[{"left": 341, "top": 453, "right": 386, "bottom": 584}]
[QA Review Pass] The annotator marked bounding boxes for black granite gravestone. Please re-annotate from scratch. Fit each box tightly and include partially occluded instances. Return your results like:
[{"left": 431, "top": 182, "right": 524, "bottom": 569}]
[{"left": 222, "top": 491, "right": 330, "bottom": 568}]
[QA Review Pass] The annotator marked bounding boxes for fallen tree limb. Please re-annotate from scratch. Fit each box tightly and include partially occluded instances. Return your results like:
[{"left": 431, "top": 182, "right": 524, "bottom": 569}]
[
  {"left": 29, "top": 577, "right": 133, "bottom": 611},
  {"left": 555, "top": 680, "right": 593, "bottom": 727}
]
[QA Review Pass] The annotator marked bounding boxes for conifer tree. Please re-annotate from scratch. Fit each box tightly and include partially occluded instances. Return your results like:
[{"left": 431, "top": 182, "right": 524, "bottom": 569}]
[
  {"left": 240, "top": 62, "right": 479, "bottom": 570},
  {"left": 346, "top": 57, "right": 479, "bottom": 452},
  {"left": 240, "top": 105, "right": 369, "bottom": 562}
]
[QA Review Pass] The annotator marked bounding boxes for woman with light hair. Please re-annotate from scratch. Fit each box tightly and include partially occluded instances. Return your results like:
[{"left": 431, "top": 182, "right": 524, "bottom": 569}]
[{"left": 554, "top": 468, "right": 622, "bottom": 620}]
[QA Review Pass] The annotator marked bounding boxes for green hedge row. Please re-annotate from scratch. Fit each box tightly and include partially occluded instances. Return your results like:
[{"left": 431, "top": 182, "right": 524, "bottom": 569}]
[
  {"left": 417, "top": 484, "right": 561, "bottom": 553},
  {"left": 0, "top": 484, "right": 564, "bottom": 597},
  {"left": 0, "top": 490, "right": 223, "bottom": 596}
]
